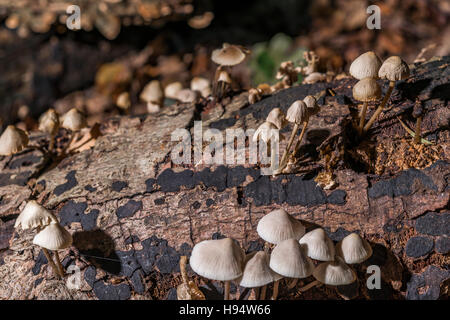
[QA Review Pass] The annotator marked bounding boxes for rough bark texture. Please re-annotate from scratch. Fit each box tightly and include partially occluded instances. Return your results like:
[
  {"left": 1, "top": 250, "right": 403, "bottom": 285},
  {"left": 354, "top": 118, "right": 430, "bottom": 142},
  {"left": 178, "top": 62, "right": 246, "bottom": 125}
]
[{"left": 0, "top": 57, "right": 449, "bottom": 300}]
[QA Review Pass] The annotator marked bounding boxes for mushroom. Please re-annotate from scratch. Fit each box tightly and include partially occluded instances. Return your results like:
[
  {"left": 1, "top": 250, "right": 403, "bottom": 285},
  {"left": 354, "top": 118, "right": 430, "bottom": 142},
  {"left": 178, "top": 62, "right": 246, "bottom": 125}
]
[
  {"left": 412, "top": 99, "right": 424, "bottom": 144},
  {"left": 140, "top": 80, "right": 164, "bottom": 113},
  {"left": 364, "top": 56, "right": 410, "bottom": 133},
  {"left": 312, "top": 256, "right": 356, "bottom": 287},
  {"left": 238, "top": 251, "right": 279, "bottom": 300},
  {"left": 265, "top": 108, "right": 286, "bottom": 130},
  {"left": 14, "top": 200, "right": 60, "bottom": 278},
  {"left": 164, "top": 81, "right": 183, "bottom": 100},
  {"left": 0, "top": 125, "right": 29, "bottom": 156},
  {"left": 256, "top": 209, "right": 305, "bottom": 246},
  {"left": 61, "top": 108, "right": 87, "bottom": 152},
  {"left": 189, "top": 237, "right": 245, "bottom": 300},
  {"left": 33, "top": 221, "right": 73, "bottom": 278},
  {"left": 38, "top": 108, "right": 60, "bottom": 152},
  {"left": 335, "top": 233, "right": 372, "bottom": 264},
  {"left": 276, "top": 61, "right": 299, "bottom": 87},
  {"left": 269, "top": 239, "right": 314, "bottom": 299},
  {"left": 349, "top": 51, "right": 382, "bottom": 80},
  {"left": 253, "top": 121, "right": 280, "bottom": 169},
  {"left": 176, "top": 89, "right": 201, "bottom": 104},
  {"left": 299, "top": 228, "right": 335, "bottom": 261},
  {"left": 352, "top": 78, "right": 381, "bottom": 134},
  {"left": 215, "top": 69, "right": 232, "bottom": 99},
  {"left": 278, "top": 100, "right": 308, "bottom": 173},
  {"left": 116, "top": 92, "right": 131, "bottom": 113},
  {"left": 190, "top": 77, "right": 211, "bottom": 98}
]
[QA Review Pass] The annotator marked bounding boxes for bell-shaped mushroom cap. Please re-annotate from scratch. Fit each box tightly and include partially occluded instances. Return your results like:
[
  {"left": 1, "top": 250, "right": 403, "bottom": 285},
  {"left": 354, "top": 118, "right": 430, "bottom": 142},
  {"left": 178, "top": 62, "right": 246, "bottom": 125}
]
[
  {"left": 304, "top": 95, "right": 320, "bottom": 116},
  {"left": 164, "top": 81, "right": 183, "bottom": 100},
  {"left": 378, "top": 56, "right": 410, "bottom": 81},
  {"left": 14, "top": 200, "right": 58, "bottom": 230},
  {"left": 352, "top": 78, "right": 381, "bottom": 102},
  {"left": 189, "top": 238, "right": 245, "bottom": 281},
  {"left": 313, "top": 256, "right": 356, "bottom": 286},
  {"left": 0, "top": 125, "right": 29, "bottom": 156},
  {"left": 252, "top": 121, "right": 279, "bottom": 144},
  {"left": 140, "top": 80, "right": 164, "bottom": 103},
  {"left": 257, "top": 209, "right": 305, "bottom": 244},
  {"left": 61, "top": 108, "right": 87, "bottom": 131},
  {"left": 269, "top": 239, "right": 314, "bottom": 279},
  {"left": 266, "top": 108, "right": 286, "bottom": 130},
  {"left": 239, "top": 251, "right": 277, "bottom": 288},
  {"left": 349, "top": 51, "right": 382, "bottom": 80},
  {"left": 286, "top": 100, "right": 308, "bottom": 124},
  {"left": 33, "top": 222, "right": 73, "bottom": 251},
  {"left": 176, "top": 89, "right": 201, "bottom": 103},
  {"left": 299, "top": 228, "right": 335, "bottom": 261},
  {"left": 217, "top": 70, "right": 232, "bottom": 84},
  {"left": 190, "top": 77, "right": 211, "bottom": 98},
  {"left": 38, "top": 108, "right": 59, "bottom": 135},
  {"left": 211, "top": 43, "right": 246, "bottom": 66},
  {"left": 116, "top": 92, "right": 131, "bottom": 110},
  {"left": 336, "top": 233, "right": 372, "bottom": 264}
]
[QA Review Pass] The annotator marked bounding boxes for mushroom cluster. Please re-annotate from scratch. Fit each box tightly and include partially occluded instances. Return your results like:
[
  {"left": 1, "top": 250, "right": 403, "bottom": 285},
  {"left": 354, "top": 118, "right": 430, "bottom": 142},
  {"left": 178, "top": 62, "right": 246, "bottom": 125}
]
[
  {"left": 14, "top": 200, "right": 73, "bottom": 278},
  {"left": 186, "top": 208, "right": 372, "bottom": 300},
  {"left": 349, "top": 52, "right": 410, "bottom": 134}
]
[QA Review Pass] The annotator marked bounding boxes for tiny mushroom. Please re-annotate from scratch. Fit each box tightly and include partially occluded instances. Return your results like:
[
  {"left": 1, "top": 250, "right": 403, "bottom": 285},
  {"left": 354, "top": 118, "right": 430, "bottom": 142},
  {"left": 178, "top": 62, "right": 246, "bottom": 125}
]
[
  {"left": 0, "top": 125, "right": 29, "bottom": 156},
  {"left": 336, "top": 233, "right": 373, "bottom": 264},
  {"left": 238, "top": 251, "right": 280, "bottom": 300},
  {"left": 299, "top": 228, "right": 335, "bottom": 262},
  {"left": 140, "top": 80, "right": 164, "bottom": 113},
  {"left": 190, "top": 77, "right": 212, "bottom": 98},
  {"left": 312, "top": 256, "right": 356, "bottom": 287},
  {"left": 189, "top": 237, "right": 245, "bottom": 300},
  {"left": 349, "top": 51, "right": 382, "bottom": 80},
  {"left": 265, "top": 108, "right": 286, "bottom": 130},
  {"left": 38, "top": 108, "right": 60, "bottom": 152},
  {"left": 61, "top": 108, "right": 87, "bottom": 151},
  {"left": 176, "top": 89, "right": 201, "bottom": 104},
  {"left": 116, "top": 92, "right": 131, "bottom": 112},
  {"left": 257, "top": 209, "right": 305, "bottom": 245},
  {"left": 215, "top": 70, "right": 232, "bottom": 98},
  {"left": 253, "top": 121, "right": 280, "bottom": 169},
  {"left": 269, "top": 239, "right": 315, "bottom": 299},
  {"left": 364, "top": 56, "right": 410, "bottom": 133},
  {"left": 352, "top": 77, "right": 381, "bottom": 133},
  {"left": 33, "top": 221, "right": 73, "bottom": 277},
  {"left": 164, "top": 81, "right": 183, "bottom": 100}
]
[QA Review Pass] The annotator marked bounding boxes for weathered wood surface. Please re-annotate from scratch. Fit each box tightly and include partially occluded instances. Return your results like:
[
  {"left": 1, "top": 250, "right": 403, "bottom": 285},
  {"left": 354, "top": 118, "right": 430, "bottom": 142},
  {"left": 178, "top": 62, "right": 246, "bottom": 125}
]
[{"left": 0, "top": 57, "right": 449, "bottom": 300}]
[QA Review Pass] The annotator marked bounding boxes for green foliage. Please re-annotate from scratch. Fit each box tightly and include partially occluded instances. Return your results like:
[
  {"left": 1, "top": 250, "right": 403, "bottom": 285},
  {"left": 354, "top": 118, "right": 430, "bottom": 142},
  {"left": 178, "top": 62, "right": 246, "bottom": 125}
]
[{"left": 249, "top": 33, "right": 306, "bottom": 86}]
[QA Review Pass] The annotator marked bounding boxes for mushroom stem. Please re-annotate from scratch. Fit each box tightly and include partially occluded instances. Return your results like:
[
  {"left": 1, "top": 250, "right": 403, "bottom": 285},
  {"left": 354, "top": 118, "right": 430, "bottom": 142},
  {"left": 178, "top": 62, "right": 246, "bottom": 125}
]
[
  {"left": 358, "top": 102, "right": 368, "bottom": 134},
  {"left": 42, "top": 248, "right": 60, "bottom": 279},
  {"left": 272, "top": 279, "right": 280, "bottom": 300},
  {"left": 363, "top": 81, "right": 395, "bottom": 133},
  {"left": 48, "top": 132, "right": 56, "bottom": 152},
  {"left": 279, "top": 123, "right": 300, "bottom": 172},
  {"left": 62, "top": 131, "right": 78, "bottom": 155},
  {"left": 414, "top": 116, "right": 422, "bottom": 144},
  {"left": 254, "top": 287, "right": 260, "bottom": 300},
  {"left": 287, "top": 278, "right": 298, "bottom": 290},
  {"left": 298, "top": 280, "right": 320, "bottom": 292},
  {"left": 292, "top": 120, "right": 309, "bottom": 158},
  {"left": 260, "top": 285, "right": 267, "bottom": 300},
  {"left": 224, "top": 280, "right": 231, "bottom": 300},
  {"left": 54, "top": 251, "right": 65, "bottom": 277}
]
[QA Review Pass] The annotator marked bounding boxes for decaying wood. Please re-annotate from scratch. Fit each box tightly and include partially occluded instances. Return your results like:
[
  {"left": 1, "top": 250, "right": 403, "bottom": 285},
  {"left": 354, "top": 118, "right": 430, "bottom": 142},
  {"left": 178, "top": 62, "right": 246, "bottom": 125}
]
[{"left": 0, "top": 57, "right": 449, "bottom": 300}]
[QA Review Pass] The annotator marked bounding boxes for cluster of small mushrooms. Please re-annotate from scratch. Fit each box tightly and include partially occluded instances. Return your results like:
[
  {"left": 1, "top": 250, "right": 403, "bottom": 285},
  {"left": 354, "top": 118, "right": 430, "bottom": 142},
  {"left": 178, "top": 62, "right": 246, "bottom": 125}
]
[
  {"left": 14, "top": 200, "right": 73, "bottom": 278},
  {"left": 184, "top": 209, "right": 372, "bottom": 300},
  {"left": 0, "top": 107, "right": 87, "bottom": 157}
]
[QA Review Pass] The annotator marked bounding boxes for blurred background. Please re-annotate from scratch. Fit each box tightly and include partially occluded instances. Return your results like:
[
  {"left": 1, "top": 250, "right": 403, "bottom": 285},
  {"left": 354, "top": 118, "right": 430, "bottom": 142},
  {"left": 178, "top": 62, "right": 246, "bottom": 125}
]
[{"left": 0, "top": 0, "right": 449, "bottom": 129}]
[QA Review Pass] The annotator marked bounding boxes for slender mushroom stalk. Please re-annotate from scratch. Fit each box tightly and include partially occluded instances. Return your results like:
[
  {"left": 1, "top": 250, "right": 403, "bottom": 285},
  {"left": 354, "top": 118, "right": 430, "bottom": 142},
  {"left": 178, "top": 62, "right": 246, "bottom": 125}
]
[
  {"left": 298, "top": 280, "right": 321, "bottom": 292},
  {"left": 224, "top": 280, "right": 231, "bottom": 300},
  {"left": 412, "top": 99, "right": 424, "bottom": 144},
  {"left": 291, "top": 120, "right": 309, "bottom": 161},
  {"left": 54, "top": 251, "right": 65, "bottom": 277},
  {"left": 352, "top": 78, "right": 382, "bottom": 134},
  {"left": 272, "top": 279, "right": 280, "bottom": 300},
  {"left": 260, "top": 285, "right": 267, "bottom": 300},
  {"left": 41, "top": 247, "right": 61, "bottom": 278},
  {"left": 363, "top": 56, "right": 410, "bottom": 133},
  {"left": 287, "top": 278, "right": 298, "bottom": 289}
]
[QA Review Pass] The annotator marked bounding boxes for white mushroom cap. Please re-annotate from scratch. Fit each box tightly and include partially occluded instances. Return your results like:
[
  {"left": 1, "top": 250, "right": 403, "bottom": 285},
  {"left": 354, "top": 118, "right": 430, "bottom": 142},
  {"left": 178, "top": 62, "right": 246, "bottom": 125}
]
[
  {"left": 176, "top": 89, "right": 201, "bottom": 103},
  {"left": 286, "top": 100, "right": 308, "bottom": 124},
  {"left": 378, "top": 56, "right": 410, "bottom": 81},
  {"left": 0, "top": 125, "right": 29, "bottom": 156},
  {"left": 217, "top": 70, "right": 232, "bottom": 84},
  {"left": 140, "top": 80, "right": 164, "bottom": 103},
  {"left": 256, "top": 209, "right": 305, "bottom": 244},
  {"left": 269, "top": 239, "right": 314, "bottom": 279},
  {"left": 239, "top": 251, "right": 278, "bottom": 288},
  {"left": 266, "top": 108, "right": 286, "bottom": 130},
  {"left": 349, "top": 51, "right": 382, "bottom": 80},
  {"left": 33, "top": 222, "right": 73, "bottom": 251},
  {"left": 352, "top": 78, "right": 381, "bottom": 102},
  {"left": 313, "top": 256, "right": 356, "bottom": 286},
  {"left": 164, "top": 82, "right": 183, "bottom": 100},
  {"left": 189, "top": 238, "right": 245, "bottom": 281},
  {"left": 61, "top": 108, "right": 87, "bottom": 131},
  {"left": 299, "top": 228, "right": 335, "bottom": 261},
  {"left": 14, "top": 200, "right": 58, "bottom": 230},
  {"left": 38, "top": 109, "right": 59, "bottom": 135},
  {"left": 303, "top": 95, "right": 320, "bottom": 116},
  {"left": 116, "top": 92, "right": 131, "bottom": 110},
  {"left": 336, "top": 233, "right": 373, "bottom": 264},
  {"left": 211, "top": 43, "right": 246, "bottom": 66},
  {"left": 190, "top": 77, "right": 211, "bottom": 98},
  {"left": 252, "top": 121, "right": 279, "bottom": 144}
]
